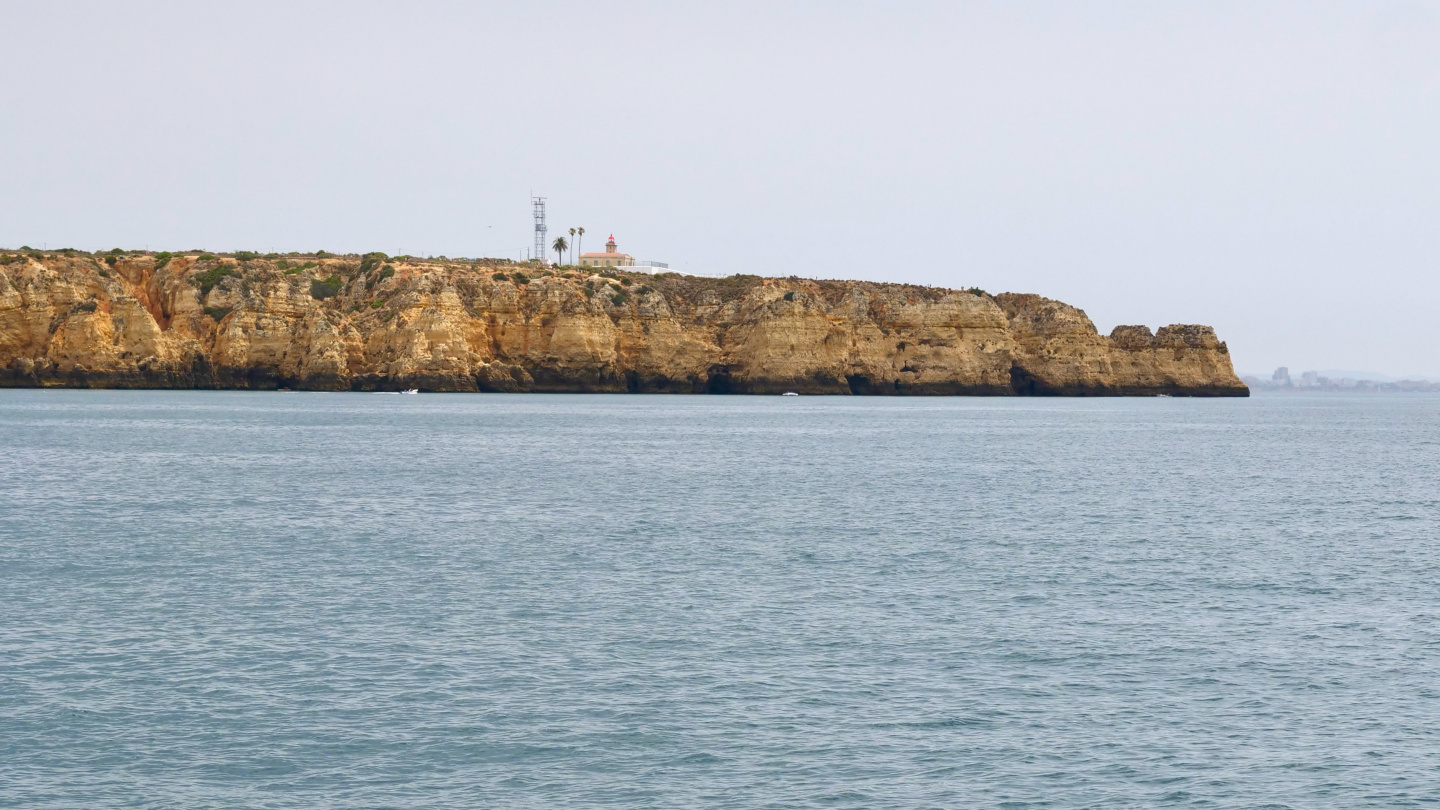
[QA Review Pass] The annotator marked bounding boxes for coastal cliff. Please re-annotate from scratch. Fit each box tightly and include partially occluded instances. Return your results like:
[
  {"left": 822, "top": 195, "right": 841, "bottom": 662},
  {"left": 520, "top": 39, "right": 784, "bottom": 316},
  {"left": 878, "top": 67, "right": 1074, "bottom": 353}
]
[{"left": 0, "top": 251, "right": 1247, "bottom": 396}]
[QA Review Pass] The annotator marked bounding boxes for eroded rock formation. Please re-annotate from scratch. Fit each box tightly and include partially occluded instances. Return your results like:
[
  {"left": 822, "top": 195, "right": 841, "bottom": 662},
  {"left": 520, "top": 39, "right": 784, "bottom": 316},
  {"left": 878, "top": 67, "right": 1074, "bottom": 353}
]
[{"left": 0, "top": 251, "right": 1247, "bottom": 396}]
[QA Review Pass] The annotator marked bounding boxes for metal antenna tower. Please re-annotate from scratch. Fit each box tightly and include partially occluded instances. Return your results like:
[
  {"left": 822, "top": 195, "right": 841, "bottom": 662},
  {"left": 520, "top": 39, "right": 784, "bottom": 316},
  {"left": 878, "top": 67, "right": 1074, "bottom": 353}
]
[{"left": 532, "top": 196, "right": 547, "bottom": 264}]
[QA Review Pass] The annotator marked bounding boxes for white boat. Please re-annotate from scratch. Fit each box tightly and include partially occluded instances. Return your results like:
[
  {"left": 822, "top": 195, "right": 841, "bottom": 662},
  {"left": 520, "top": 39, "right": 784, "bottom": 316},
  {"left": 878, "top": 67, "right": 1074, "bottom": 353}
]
[
  {"left": 782, "top": 391, "right": 799, "bottom": 396},
  {"left": 400, "top": 389, "right": 419, "bottom": 395}
]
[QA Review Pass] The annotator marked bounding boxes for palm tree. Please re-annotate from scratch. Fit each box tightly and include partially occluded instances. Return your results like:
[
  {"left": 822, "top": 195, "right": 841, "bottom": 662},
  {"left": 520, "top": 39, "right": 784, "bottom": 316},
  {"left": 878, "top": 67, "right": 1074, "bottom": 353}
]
[
  {"left": 552, "top": 236, "right": 568, "bottom": 266},
  {"left": 576, "top": 227, "right": 585, "bottom": 264},
  {"left": 568, "top": 228, "right": 577, "bottom": 265}
]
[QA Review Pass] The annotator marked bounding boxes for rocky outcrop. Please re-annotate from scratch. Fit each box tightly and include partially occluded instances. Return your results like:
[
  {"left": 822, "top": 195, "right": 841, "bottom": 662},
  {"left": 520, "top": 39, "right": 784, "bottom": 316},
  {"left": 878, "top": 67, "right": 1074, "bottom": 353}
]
[{"left": 0, "top": 251, "right": 1247, "bottom": 396}]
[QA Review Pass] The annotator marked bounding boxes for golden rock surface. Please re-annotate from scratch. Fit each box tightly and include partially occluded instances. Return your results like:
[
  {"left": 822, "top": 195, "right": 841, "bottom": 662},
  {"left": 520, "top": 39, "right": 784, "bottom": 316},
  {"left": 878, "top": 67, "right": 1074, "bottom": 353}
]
[{"left": 0, "top": 253, "right": 1247, "bottom": 396}]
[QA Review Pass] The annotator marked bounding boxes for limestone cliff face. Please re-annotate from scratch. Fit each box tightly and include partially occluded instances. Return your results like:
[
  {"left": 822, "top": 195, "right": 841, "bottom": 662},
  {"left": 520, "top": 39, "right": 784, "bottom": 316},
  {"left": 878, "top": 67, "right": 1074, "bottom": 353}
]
[{"left": 0, "top": 252, "right": 1247, "bottom": 396}]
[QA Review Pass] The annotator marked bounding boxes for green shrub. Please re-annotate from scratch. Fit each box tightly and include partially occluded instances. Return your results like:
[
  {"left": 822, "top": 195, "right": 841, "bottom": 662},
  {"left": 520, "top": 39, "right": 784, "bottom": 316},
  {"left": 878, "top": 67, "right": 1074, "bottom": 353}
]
[
  {"left": 315, "top": 250, "right": 330, "bottom": 258},
  {"left": 73, "top": 299, "right": 98, "bottom": 313},
  {"left": 276, "top": 259, "right": 291, "bottom": 270},
  {"left": 493, "top": 272, "right": 508, "bottom": 281},
  {"left": 203, "top": 306, "right": 232, "bottom": 321},
  {"left": 611, "top": 292, "right": 627, "bottom": 306},
  {"left": 370, "top": 300, "right": 384, "bottom": 309},
  {"left": 193, "top": 265, "right": 238, "bottom": 296},
  {"left": 783, "top": 291, "right": 795, "bottom": 301},
  {"left": 360, "top": 252, "right": 388, "bottom": 275},
  {"left": 619, "top": 277, "right": 632, "bottom": 286},
  {"left": 109, "top": 248, "right": 123, "bottom": 255},
  {"left": 310, "top": 276, "right": 343, "bottom": 299},
  {"left": 512, "top": 272, "right": 529, "bottom": 285},
  {"left": 966, "top": 287, "right": 986, "bottom": 297},
  {"left": 97, "top": 268, "right": 110, "bottom": 278},
  {"left": 284, "top": 268, "right": 301, "bottom": 275},
  {"left": 233, "top": 251, "right": 261, "bottom": 262},
  {"left": 378, "top": 265, "right": 395, "bottom": 282},
  {"left": 152, "top": 251, "right": 174, "bottom": 271}
]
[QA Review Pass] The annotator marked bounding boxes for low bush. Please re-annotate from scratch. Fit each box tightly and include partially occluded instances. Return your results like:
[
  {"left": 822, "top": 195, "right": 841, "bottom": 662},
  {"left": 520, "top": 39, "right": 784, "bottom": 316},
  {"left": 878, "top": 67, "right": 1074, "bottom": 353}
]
[
  {"left": 203, "top": 306, "right": 232, "bottom": 321},
  {"left": 611, "top": 292, "right": 627, "bottom": 306},
  {"left": 193, "top": 266, "right": 238, "bottom": 296},
  {"left": 966, "top": 287, "right": 986, "bottom": 297},
  {"left": 310, "top": 276, "right": 343, "bottom": 299},
  {"left": 378, "top": 265, "right": 395, "bottom": 282},
  {"left": 783, "top": 291, "right": 796, "bottom": 301},
  {"left": 233, "top": 251, "right": 261, "bottom": 262},
  {"left": 360, "top": 252, "right": 388, "bottom": 275},
  {"left": 512, "top": 272, "right": 530, "bottom": 285},
  {"left": 370, "top": 300, "right": 384, "bottom": 309},
  {"left": 493, "top": 272, "right": 508, "bottom": 281},
  {"left": 276, "top": 259, "right": 291, "bottom": 270},
  {"left": 152, "top": 251, "right": 174, "bottom": 271}
]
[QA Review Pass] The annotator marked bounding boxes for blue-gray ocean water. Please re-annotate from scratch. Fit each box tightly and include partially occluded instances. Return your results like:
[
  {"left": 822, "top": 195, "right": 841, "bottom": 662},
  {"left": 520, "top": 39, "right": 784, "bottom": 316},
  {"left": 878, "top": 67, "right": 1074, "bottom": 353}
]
[{"left": 2, "top": 390, "right": 1439, "bottom": 808}]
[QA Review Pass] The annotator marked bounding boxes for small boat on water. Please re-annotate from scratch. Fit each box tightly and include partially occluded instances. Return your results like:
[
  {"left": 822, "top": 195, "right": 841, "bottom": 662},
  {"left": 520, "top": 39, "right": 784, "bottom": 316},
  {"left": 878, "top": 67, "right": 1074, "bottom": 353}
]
[
  {"left": 400, "top": 389, "right": 419, "bottom": 395},
  {"left": 782, "top": 391, "right": 799, "bottom": 396}
]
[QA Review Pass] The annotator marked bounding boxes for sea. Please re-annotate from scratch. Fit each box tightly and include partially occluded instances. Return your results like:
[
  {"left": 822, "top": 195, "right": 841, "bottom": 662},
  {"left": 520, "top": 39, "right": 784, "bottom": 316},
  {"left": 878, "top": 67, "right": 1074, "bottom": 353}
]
[{"left": 2, "top": 390, "right": 1438, "bottom": 808}]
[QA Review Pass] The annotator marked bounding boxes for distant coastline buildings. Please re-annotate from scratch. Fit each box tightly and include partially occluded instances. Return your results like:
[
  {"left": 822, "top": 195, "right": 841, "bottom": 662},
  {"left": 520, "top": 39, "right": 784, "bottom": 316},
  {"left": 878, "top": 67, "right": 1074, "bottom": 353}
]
[{"left": 1242, "top": 367, "right": 1439, "bottom": 393}]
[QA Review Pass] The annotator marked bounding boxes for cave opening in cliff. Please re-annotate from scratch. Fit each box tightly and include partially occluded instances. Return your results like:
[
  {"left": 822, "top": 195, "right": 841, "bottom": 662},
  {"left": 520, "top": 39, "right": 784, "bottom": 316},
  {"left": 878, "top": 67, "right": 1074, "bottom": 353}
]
[{"left": 1009, "top": 365, "right": 1041, "bottom": 396}]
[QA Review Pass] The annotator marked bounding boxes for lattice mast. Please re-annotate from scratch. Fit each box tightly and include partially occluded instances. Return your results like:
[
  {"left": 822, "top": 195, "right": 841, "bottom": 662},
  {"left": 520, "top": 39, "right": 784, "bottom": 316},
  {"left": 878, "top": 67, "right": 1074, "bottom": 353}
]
[{"left": 532, "top": 196, "right": 547, "bottom": 264}]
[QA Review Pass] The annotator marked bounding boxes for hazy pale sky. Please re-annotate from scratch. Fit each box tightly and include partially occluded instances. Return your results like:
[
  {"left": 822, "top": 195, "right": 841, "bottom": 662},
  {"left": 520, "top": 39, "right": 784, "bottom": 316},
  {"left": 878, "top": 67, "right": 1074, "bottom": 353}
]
[{"left": 3, "top": 1, "right": 1438, "bottom": 376}]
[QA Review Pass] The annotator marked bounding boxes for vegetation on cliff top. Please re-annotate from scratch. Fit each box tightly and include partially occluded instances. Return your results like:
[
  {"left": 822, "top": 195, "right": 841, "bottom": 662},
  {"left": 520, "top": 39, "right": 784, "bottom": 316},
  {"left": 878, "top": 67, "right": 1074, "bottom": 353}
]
[
  {"left": 3, "top": 248, "right": 998, "bottom": 310},
  {"left": 192, "top": 265, "right": 238, "bottom": 296}
]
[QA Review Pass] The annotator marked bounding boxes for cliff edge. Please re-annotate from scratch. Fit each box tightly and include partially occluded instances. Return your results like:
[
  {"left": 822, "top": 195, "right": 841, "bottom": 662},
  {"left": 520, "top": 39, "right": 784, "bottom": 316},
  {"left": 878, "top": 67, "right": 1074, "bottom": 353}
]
[{"left": 0, "top": 251, "right": 1247, "bottom": 396}]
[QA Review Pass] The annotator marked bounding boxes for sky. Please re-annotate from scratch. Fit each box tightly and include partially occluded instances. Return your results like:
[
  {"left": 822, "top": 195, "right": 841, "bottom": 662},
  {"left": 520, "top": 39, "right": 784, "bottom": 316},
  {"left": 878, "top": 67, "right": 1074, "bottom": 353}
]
[{"left": 2, "top": 1, "right": 1438, "bottom": 377}]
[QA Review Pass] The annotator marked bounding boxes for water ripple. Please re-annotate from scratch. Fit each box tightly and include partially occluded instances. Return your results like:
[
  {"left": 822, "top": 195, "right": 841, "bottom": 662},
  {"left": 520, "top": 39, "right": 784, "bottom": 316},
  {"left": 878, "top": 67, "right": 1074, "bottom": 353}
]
[{"left": 2, "top": 391, "right": 1439, "bottom": 807}]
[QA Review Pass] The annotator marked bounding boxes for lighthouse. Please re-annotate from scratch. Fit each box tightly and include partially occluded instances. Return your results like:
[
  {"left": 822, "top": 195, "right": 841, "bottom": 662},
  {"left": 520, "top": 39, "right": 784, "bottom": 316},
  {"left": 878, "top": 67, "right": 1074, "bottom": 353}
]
[{"left": 579, "top": 234, "right": 636, "bottom": 268}]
